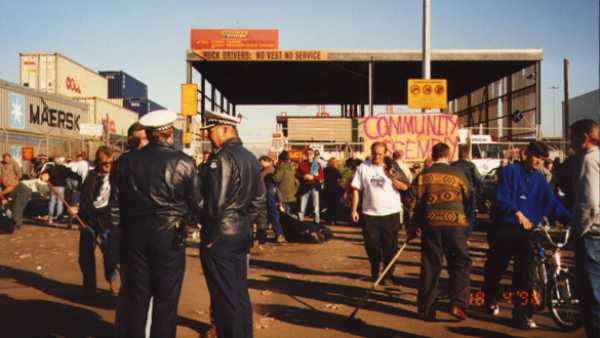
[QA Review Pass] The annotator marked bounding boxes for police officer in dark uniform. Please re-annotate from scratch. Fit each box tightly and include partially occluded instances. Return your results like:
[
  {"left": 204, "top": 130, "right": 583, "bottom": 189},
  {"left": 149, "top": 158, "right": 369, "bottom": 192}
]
[
  {"left": 199, "top": 111, "right": 266, "bottom": 338},
  {"left": 110, "top": 109, "right": 203, "bottom": 338}
]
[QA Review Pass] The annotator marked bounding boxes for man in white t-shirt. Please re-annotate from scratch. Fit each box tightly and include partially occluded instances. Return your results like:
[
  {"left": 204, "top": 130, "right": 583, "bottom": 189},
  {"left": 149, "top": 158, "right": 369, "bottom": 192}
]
[{"left": 351, "top": 142, "right": 407, "bottom": 285}]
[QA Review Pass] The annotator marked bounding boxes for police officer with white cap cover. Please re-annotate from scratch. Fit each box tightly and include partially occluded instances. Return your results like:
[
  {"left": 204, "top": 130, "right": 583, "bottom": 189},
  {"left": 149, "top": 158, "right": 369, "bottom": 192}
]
[
  {"left": 198, "top": 110, "right": 266, "bottom": 338},
  {"left": 110, "top": 109, "right": 203, "bottom": 338}
]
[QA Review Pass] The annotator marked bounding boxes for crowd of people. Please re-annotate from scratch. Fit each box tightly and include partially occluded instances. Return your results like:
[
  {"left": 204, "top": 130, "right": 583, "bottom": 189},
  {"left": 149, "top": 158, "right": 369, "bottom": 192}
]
[
  {"left": 242, "top": 124, "right": 598, "bottom": 336},
  {"left": 1, "top": 113, "right": 599, "bottom": 338}
]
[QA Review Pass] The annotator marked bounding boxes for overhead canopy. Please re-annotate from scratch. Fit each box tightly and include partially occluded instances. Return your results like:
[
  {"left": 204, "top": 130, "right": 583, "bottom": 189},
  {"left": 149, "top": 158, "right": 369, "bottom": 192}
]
[{"left": 187, "top": 49, "right": 542, "bottom": 105}]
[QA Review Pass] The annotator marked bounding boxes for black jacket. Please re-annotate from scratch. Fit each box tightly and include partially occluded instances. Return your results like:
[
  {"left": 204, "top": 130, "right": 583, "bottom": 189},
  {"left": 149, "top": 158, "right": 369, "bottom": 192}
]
[
  {"left": 451, "top": 159, "right": 482, "bottom": 193},
  {"left": 200, "top": 138, "right": 266, "bottom": 253},
  {"left": 46, "top": 164, "right": 80, "bottom": 187},
  {"left": 79, "top": 169, "right": 110, "bottom": 225},
  {"left": 109, "top": 141, "right": 203, "bottom": 230}
]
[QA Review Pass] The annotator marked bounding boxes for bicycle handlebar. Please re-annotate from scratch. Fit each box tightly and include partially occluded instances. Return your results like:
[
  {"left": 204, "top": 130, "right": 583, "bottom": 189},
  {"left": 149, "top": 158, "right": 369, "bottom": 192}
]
[{"left": 533, "top": 217, "right": 570, "bottom": 249}]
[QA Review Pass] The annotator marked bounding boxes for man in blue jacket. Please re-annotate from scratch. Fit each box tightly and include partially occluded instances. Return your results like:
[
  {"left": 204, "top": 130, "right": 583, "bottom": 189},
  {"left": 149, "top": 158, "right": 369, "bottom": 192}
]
[{"left": 483, "top": 141, "right": 571, "bottom": 329}]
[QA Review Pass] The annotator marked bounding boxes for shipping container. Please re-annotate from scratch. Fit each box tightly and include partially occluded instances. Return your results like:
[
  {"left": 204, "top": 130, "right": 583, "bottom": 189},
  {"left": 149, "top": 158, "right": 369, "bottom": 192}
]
[
  {"left": 0, "top": 79, "right": 90, "bottom": 158},
  {"left": 99, "top": 71, "right": 148, "bottom": 99},
  {"left": 74, "top": 97, "right": 139, "bottom": 137},
  {"left": 148, "top": 99, "right": 165, "bottom": 113},
  {"left": 108, "top": 98, "right": 124, "bottom": 107},
  {"left": 19, "top": 52, "right": 108, "bottom": 99},
  {"left": 287, "top": 117, "right": 352, "bottom": 143},
  {"left": 123, "top": 97, "right": 149, "bottom": 117}
]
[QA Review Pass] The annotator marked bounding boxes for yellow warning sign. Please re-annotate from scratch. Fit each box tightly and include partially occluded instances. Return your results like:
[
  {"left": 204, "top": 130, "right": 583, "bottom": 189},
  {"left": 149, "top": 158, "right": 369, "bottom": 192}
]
[
  {"left": 181, "top": 84, "right": 198, "bottom": 116},
  {"left": 407, "top": 79, "right": 448, "bottom": 109}
]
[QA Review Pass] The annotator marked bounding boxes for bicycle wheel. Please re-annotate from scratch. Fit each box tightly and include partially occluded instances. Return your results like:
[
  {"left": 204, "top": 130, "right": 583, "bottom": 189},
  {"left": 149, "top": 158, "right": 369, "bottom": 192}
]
[
  {"left": 532, "top": 261, "right": 546, "bottom": 311},
  {"left": 548, "top": 271, "right": 583, "bottom": 331}
]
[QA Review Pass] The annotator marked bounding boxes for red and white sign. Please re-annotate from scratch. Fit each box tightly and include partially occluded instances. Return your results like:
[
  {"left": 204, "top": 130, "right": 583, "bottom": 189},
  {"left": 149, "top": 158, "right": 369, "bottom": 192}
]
[{"left": 65, "top": 76, "right": 81, "bottom": 94}]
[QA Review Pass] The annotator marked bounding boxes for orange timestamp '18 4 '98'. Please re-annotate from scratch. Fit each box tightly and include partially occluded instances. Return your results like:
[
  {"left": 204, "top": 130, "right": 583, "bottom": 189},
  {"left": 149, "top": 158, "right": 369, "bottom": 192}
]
[{"left": 469, "top": 289, "right": 543, "bottom": 306}]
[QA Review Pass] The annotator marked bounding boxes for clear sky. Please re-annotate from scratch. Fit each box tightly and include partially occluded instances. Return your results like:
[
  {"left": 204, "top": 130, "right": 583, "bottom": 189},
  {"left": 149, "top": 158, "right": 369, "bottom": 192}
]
[{"left": 0, "top": 0, "right": 598, "bottom": 150}]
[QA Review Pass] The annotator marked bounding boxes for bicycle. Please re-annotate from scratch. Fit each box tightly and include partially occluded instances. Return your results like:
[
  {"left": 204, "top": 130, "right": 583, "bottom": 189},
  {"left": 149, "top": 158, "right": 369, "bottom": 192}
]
[{"left": 530, "top": 219, "right": 582, "bottom": 331}]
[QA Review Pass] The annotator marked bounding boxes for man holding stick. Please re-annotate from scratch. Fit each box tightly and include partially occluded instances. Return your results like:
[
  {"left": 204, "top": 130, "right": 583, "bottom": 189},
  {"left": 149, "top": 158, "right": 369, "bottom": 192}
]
[
  {"left": 351, "top": 142, "right": 408, "bottom": 286},
  {"left": 69, "top": 146, "right": 118, "bottom": 297}
]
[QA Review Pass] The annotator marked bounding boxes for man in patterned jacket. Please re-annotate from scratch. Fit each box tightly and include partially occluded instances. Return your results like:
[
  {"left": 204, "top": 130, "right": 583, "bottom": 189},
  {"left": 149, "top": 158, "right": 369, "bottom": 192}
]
[{"left": 406, "top": 142, "right": 472, "bottom": 321}]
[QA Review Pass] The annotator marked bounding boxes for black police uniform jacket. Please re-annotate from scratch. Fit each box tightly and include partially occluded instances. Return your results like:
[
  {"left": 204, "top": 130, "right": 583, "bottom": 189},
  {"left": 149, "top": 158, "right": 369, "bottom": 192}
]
[
  {"left": 200, "top": 137, "right": 266, "bottom": 254},
  {"left": 109, "top": 140, "right": 203, "bottom": 230}
]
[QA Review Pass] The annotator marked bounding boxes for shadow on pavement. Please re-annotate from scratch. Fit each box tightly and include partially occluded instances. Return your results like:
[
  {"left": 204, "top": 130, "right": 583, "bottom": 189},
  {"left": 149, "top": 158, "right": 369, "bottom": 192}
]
[
  {"left": 0, "top": 293, "right": 113, "bottom": 338},
  {"left": 0, "top": 266, "right": 210, "bottom": 336},
  {"left": 0, "top": 265, "right": 116, "bottom": 309},
  {"left": 255, "top": 303, "right": 430, "bottom": 338},
  {"left": 250, "top": 274, "right": 421, "bottom": 320},
  {"left": 446, "top": 326, "right": 534, "bottom": 338},
  {"left": 250, "top": 258, "right": 366, "bottom": 281}
]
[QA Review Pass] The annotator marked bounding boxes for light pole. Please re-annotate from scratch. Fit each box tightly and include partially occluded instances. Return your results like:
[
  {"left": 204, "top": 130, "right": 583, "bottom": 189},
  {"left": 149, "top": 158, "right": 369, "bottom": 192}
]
[
  {"left": 422, "top": 0, "right": 431, "bottom": 80},
  {"left": 548, "top": 85, "right": 559, "bottom": 137}
]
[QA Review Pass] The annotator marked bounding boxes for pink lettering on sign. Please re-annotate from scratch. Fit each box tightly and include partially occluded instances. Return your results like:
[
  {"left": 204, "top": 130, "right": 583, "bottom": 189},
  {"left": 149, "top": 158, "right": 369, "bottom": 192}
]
[{"left": 362, "top": 114, "right": 459, "bottom": 161}]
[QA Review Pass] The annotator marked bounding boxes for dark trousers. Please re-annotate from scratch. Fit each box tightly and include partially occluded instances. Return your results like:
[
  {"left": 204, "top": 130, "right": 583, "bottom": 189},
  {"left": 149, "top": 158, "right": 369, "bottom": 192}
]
[
  {"left": 115, "top": 222, "right": 185, "bottom": 338},
  {"left": 78, "top": 219, "right": 119, "bottom": 291},
  {"left": 201, "top": 245, "right": 252, "bottom": 338},
  {"left": 361, "top": 213, "right": 401, "bottom": 280},
  {"left": 483, "top": 225, "right": 535, "bottom": 318},
  {"left": 575, "top": 237, "right": 600, "bottom": 338},
  {"left": 7, "top": 183, "right": 32, "bottom": 227},
  {"left": 323, "top": 188, "right": 342, "bottom": 224},
  {"left": 465, "top": 197, "right": 476, "bottom": 237},
  {"left": 266, "top": 184, "right": 283, "bottom": 237},
  {"left": 418, "top": 227, "right": 472, "bottom": 313}
]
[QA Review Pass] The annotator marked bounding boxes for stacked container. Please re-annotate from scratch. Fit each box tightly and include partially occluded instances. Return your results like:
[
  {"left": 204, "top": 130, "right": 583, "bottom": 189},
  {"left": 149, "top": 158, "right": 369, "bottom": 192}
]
[
  {"left": 20, "top": 52, "right": 108, "bottom": 99},
  {"left": 99, "top": 71, "right": 147, "bottom": 99}
]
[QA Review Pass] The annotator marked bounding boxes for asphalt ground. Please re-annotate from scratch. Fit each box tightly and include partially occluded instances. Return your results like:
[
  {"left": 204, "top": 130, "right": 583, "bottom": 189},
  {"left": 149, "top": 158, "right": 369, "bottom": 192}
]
[{"left": 0, "top": 220, "right": 586, "bottom": 338}]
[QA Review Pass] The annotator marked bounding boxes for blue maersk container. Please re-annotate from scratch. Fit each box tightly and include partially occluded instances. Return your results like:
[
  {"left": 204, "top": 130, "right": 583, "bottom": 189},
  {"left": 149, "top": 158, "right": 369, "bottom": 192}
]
[
  {"left": 99, "top": 71, "right": 148, "bottom": 99},
  {"left": 123, "top": 98, "right": 166, "bottom": 117},
  {"left": 148, "top": 99, "right": 165, "bottom": 113},
  {"left": 123, "top": 97, "right": 149, "bottom": 117}
]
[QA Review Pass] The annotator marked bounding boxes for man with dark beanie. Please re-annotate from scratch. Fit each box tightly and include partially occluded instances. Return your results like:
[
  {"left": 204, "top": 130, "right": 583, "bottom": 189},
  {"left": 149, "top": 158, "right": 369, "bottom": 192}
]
[{"left": 483, "top": 140, "right": 571, "bottom": 329}]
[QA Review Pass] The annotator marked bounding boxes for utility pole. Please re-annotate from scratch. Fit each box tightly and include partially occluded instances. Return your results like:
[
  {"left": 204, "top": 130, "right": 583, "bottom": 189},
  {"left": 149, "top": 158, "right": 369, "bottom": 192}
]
[
  {"left": 548, "top": 85, "right": 559, "bottom": 136},
  {"left": 422, "top": 0, "right": 431, "bottom": 80},
  {"left": 563, "top": 59, "right": 570, "bottom": 141},
  {"left": 422, "top": 0, "right": 431, "bottom": 114}
]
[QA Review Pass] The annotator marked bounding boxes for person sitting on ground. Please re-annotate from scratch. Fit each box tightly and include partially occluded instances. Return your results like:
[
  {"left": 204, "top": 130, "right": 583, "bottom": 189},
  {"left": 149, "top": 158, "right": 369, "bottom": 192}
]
[
  {"left": 5, "top": 172, "right": 50, "bottom": 230},
  {"left": 259, "top": 155, "right": 285, "bottom": 243}
]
